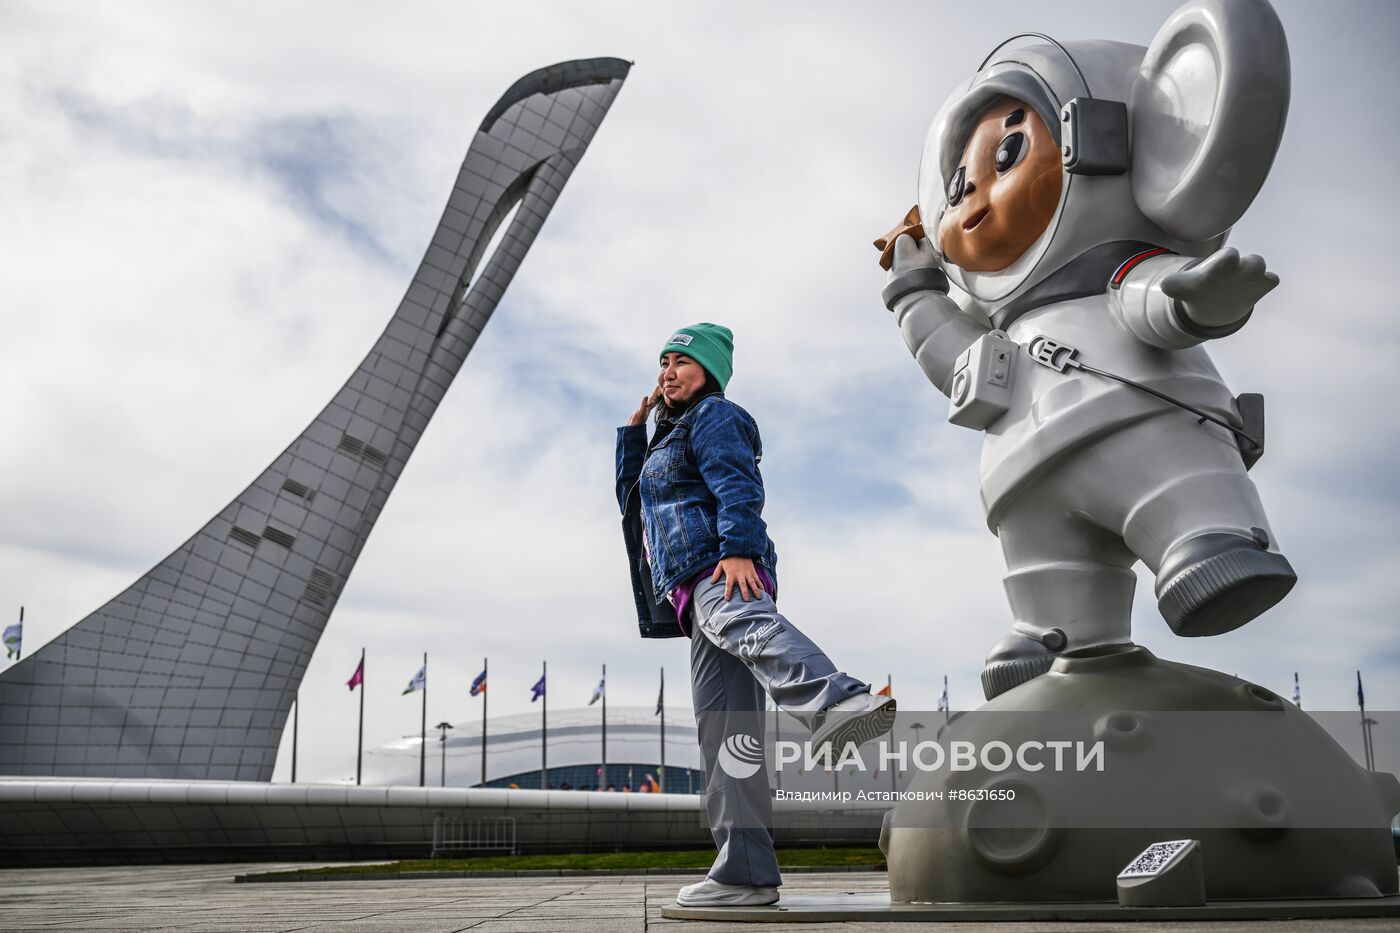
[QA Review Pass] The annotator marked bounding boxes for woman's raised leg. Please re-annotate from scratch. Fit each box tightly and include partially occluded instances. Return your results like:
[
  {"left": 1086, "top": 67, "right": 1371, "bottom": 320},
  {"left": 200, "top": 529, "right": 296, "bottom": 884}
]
[{"left": 690, "top": 574, "right": 867, "bottom": 732}]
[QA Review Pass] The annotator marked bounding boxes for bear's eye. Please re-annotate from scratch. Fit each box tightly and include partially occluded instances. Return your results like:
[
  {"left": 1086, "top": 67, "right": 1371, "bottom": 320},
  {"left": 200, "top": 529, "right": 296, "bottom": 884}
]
[
  {"left": 995, "top": 133, "right": 1026, "bottom": 173},
  {"left": 947, "top": 166, "right": 967, "bottom": 206}
]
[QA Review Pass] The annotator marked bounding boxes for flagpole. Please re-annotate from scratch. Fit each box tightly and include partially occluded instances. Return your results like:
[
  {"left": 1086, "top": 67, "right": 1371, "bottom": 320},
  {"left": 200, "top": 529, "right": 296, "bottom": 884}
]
[
  {"left": 291, "top": 686, "right": 299, "bottom": 778},
  {"left": 420, "top": 652, "right": 427, "bottom": 788},
  {"left": 481, "top": 657, "right": 488, "bottom": 788},
  {"left": 356, "top": 648, "right": 365, "bottom": 786},
  {"left": 541, "top": 660, "right": 548, "bottom": 791},
  {"left": 943, "top": 674, "right": 950, "bottom": 724},
  {"left": 1358, "top": 671, "right": 1373, "bottom": 771},
  {"left": 601, "top": 662, "right": 607, "bottom": 789},
  {"left": 659, "top": 667, "right": 666, "bottom": 793},
  {"left": 888, "top": 675, "right": 896, "bottom": 793}
]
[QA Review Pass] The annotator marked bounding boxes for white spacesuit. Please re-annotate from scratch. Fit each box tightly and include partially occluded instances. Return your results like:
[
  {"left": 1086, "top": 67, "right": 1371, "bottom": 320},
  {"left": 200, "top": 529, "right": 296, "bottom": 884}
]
[{"left": 883, "top": 0, "right": 1297, "bottom": 698}]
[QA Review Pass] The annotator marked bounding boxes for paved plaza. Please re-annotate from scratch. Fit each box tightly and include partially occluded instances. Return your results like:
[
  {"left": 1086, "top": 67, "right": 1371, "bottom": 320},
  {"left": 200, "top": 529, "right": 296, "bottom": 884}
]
[{"left": 2, "top": 863, "right": 1399, "bottom": 932}]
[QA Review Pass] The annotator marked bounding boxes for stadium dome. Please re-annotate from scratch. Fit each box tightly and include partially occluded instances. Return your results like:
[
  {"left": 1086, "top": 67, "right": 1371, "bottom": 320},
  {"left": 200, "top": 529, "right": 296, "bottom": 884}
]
[{"left": 331, "top": 706, "right": 705, "bottom": 792}]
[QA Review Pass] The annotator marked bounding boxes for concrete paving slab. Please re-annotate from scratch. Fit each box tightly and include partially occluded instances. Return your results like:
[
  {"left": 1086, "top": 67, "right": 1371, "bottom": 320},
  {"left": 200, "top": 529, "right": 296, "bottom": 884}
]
[
  {"left": 0, "top": 862, "right": 1398, "bottom": 932},
  {"left": 661, "top": 892, "right": 1400, "bottom": 923}
]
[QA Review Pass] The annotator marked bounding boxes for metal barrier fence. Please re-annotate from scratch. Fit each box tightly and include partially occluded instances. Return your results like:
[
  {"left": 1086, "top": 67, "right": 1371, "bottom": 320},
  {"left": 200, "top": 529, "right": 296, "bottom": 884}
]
[{"left": 431, "top": 813, "right": 518, "bottom": 857}]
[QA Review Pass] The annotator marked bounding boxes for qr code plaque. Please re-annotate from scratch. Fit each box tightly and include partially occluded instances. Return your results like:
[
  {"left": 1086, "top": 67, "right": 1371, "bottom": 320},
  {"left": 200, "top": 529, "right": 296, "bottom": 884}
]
[{"left": 1118, "top": 840, "right": 1193, "bottom": 878}]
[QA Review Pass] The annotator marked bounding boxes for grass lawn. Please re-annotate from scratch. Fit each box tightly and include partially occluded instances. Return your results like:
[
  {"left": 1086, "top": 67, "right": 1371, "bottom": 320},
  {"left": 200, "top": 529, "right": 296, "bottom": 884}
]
[{"left": 268, "top": 848, "right": 885, "bottom": 877}]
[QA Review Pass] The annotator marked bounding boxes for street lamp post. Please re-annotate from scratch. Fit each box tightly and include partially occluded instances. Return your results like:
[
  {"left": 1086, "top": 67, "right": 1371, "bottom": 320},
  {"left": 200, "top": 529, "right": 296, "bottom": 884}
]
[
  {"left": 436, "top": 721, "right": 454, "bottom": 787},
  {"left": 909, "top": 721, "right": 926, "bottom": 787}
]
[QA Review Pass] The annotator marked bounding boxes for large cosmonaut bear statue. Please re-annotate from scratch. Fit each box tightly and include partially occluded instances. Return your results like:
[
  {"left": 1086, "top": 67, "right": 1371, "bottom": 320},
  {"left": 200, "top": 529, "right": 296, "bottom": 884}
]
[{"left": 878, "top": 0, "right": 1296, "bottom": 700}]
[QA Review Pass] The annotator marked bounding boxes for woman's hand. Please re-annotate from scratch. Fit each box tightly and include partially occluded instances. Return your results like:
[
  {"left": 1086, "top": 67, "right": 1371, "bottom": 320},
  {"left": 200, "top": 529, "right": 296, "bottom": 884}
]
[
  {"left": 711, "top": 556, "right": 763, "bottom": 601},
  {"left": 628, "top": 385, "right": 663, "bottom": 427}
]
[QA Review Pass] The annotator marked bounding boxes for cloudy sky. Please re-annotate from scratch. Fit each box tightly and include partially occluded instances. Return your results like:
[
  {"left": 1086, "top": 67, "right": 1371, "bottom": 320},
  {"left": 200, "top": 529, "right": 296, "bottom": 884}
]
[{"left": 2, "top": 1, "right": 1396, "bottom": 782}]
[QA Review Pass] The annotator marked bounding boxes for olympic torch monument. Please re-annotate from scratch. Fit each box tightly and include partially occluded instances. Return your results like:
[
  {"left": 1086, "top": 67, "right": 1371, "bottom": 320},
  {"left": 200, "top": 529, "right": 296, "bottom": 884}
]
[{"left": 0, "top": 59, "right": 630, "bottom": 782}]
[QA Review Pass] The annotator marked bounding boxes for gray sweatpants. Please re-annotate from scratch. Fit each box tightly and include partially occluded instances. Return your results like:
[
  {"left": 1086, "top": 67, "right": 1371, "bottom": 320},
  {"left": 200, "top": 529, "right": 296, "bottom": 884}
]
[{"left": 688, "top": 574, "right": 867, "bottom": 886}]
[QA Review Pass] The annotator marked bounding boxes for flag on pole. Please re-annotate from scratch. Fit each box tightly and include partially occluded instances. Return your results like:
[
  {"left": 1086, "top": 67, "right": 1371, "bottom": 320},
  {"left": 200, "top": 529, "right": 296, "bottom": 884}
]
[
  {"left": 875, "top": 683, "right": 892, "bottom": 698},
  {"left": 470, "top": 669, "right": 487, "bottom": 697},
  {"left": 3, "top": 614, "right": 20, "bottom": 660},
  {"left": 655, "top": 673, "right": 664, "bottom": 716},
  {"left": 531, "top": 673, "right": 546, "bottom": 702},
  {"left": 347, "top": 657, "right": 364, "bottom": 691},
  {"left": 1291, "top": 672, "right": 1301, "bottom": 707},
  {"left": 1356, "top": 670, "right": 1366, "bottom": 707},
  {"left": 402, "top": 664, "right": 426, "bottom": 695},
  {"left": 589, "top": 676, "right": 605, "bottom": 706},
  {"left": 937, "top": 677, "right": 949, "bottom": 712}
]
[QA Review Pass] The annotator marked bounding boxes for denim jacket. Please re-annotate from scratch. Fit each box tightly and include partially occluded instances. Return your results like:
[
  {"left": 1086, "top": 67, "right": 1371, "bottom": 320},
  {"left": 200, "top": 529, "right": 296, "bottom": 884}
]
[{"left": 616, "top": 394, "right": 779, "bottom": 638}]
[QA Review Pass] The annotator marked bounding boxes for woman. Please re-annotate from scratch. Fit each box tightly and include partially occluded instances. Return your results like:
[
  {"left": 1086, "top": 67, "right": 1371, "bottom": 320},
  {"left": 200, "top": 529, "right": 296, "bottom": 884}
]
[{"left": 615, "top": 323, "right": 895, "bottom": 907}]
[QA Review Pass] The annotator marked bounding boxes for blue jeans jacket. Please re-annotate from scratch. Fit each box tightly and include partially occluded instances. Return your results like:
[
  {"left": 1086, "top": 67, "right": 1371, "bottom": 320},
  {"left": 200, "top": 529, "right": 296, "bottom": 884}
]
[{"left": 616, "top": 394, "right": 779, "bottom": 638}]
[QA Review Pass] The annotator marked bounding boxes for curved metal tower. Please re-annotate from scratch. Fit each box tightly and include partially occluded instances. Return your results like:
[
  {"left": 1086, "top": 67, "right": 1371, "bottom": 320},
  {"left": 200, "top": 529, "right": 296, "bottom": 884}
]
[{"left": 0, "top": 58, "right": 630, "bottom": 780}]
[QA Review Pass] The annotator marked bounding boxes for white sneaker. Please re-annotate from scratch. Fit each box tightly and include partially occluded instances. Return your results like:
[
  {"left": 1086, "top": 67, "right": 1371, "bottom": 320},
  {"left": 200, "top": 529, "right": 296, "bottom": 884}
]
[
  {"left": 809, "top": 691, "right": 896, "bottom": 757},
  {"left": 675, "top": 877, "right": 780, "bottom": 906}
]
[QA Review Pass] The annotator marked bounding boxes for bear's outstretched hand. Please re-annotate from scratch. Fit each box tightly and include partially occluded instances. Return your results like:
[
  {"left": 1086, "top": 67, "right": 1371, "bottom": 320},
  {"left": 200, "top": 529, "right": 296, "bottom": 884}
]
[{"left": 1160, "top": 247, "right": 1280, "bottom": 330}]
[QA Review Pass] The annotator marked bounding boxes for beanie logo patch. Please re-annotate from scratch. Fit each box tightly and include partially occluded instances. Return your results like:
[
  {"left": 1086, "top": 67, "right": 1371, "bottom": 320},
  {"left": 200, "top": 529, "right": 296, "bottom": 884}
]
[{"left": 668, "top": 333, "right": 693, "bottom": 346}]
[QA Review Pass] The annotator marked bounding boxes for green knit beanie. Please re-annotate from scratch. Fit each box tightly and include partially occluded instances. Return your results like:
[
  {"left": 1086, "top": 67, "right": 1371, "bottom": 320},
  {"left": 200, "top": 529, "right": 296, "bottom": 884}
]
[{"left": 660, "top": 323, "right": 734, "bottom": 390}]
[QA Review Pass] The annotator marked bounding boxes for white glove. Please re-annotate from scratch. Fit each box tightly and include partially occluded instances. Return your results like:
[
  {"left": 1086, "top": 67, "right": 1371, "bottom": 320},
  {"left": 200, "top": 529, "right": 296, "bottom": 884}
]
[
  {"left": 1160, "top": 247, "right": 1279, "bottom": 330},
  {"left": 883, "top": 234, "right": 949, "bottom": 309}
]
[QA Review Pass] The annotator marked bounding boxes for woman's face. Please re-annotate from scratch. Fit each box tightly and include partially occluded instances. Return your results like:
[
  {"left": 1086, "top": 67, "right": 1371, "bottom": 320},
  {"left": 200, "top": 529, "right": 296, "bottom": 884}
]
[{"left": 659, "top": 352, "right": 707, "bottom": 406}]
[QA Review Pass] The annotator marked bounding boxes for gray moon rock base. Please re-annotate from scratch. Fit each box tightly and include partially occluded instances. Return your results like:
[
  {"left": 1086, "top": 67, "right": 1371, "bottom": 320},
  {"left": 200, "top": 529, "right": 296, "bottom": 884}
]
[{"left": 880, "top": 645, "right": 1400, "bottom": 903}]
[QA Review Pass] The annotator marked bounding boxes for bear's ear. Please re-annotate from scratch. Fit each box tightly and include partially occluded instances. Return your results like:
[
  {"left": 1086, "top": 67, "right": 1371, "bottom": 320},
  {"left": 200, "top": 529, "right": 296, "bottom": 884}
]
[{"left": 1130, "top": 0, "right": 1290, "bottom": 242}]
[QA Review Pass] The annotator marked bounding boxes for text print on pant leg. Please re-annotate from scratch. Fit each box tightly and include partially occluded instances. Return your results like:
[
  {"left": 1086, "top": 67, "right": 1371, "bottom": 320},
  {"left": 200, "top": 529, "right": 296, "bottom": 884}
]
[
  {"left": 697, "top": 582, "right": 785, "bottom": 659},
  {"left": 738, "top": 619, "right": 784, "bottom": 660}
]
